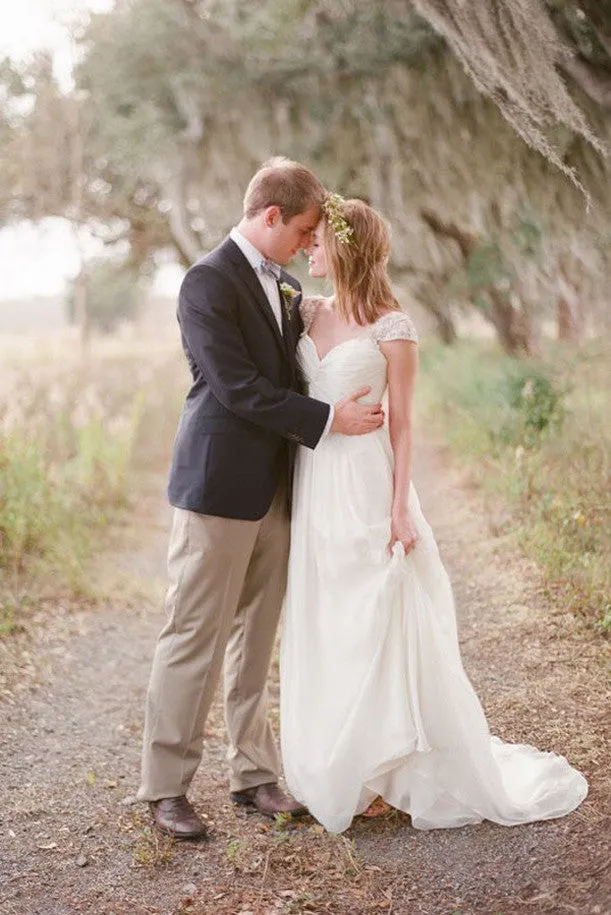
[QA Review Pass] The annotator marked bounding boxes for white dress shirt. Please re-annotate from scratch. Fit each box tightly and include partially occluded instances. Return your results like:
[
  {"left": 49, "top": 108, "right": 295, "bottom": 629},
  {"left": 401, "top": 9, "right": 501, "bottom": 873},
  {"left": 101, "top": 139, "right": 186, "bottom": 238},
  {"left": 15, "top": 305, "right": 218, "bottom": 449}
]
[
  {"left": 229, "top": 227, "right": 284, "bottom": 332},
  {"left": 229, "top": 227, "right": 334, "bottom": 440}
]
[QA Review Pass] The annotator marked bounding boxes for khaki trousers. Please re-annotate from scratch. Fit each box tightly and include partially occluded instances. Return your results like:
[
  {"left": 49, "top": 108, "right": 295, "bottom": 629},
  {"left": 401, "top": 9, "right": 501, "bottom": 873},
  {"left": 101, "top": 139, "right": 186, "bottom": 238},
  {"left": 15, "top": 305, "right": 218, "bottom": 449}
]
[{"left": 138, "top": 481, "right": 289, "bottom": 801}]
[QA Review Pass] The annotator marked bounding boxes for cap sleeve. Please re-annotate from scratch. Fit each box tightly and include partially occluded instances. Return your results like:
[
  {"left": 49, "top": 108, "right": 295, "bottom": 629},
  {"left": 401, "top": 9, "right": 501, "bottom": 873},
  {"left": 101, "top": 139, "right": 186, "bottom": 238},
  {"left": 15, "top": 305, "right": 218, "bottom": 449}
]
[
  {"left": 371, "top": 311, "right": 418, "bottom": 345},
  {"left": 299, "top": 296, "right": 328, "bottom": 334}
]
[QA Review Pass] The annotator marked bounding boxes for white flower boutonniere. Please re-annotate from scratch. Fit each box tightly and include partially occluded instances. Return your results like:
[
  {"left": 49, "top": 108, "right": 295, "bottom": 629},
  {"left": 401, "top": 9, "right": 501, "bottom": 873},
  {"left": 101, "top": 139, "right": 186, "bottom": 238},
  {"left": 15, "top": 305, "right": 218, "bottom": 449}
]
[{"left": 279, "top": 282, "right": 299, "bottom": 321}]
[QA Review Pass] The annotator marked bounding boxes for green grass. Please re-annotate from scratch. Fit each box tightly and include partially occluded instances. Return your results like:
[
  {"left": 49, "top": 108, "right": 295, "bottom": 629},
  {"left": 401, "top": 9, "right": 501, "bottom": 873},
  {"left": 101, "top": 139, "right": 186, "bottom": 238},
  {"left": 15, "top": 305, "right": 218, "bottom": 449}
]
[
  {"left": 418, "top": 337, "right": 611, "bottom": 630},
  {"left": 0, "top": 342, "right": 184, "bottom": 635}
]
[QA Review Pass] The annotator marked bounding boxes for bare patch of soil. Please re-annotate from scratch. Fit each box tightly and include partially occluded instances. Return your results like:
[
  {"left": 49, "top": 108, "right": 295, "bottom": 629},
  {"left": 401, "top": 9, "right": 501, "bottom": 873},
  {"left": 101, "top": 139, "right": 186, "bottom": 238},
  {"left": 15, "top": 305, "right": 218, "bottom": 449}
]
[{"left": 1, "top": 445, "right": 609, "bottom": 915}]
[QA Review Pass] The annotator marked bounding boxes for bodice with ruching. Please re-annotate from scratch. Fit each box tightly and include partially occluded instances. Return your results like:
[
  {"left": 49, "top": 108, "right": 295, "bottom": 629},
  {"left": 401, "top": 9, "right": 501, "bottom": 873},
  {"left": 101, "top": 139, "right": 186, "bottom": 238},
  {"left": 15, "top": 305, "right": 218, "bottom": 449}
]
[{"left": 297, "top": 299, "right": 418, "bottom": 407}]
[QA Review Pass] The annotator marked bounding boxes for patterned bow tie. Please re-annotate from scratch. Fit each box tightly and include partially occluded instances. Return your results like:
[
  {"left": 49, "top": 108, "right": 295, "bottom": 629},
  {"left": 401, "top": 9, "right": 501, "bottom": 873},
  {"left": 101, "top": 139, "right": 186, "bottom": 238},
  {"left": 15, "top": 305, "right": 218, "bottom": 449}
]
[{"left": 259, "top": 258, "right": 281, "bottom": 280}]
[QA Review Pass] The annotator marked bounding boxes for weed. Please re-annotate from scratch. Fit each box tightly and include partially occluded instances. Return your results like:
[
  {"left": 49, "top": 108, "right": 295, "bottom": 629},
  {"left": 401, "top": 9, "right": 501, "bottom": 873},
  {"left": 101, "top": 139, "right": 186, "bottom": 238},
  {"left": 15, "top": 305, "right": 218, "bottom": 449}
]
[
  {"left": 596, "top": 603, "right": 611, "bottom": 633},
  {"left": 419, "top": 338, "right": 610, "bottom": 627},
  {"left": 132, "top": 826, "right": 175, "bottom": 867},
  {"left": 226, "top": 836, "right": 247, "bottom": 862},
  {"left": 0, "top": 344, "right": 183, "bottom": 632}
]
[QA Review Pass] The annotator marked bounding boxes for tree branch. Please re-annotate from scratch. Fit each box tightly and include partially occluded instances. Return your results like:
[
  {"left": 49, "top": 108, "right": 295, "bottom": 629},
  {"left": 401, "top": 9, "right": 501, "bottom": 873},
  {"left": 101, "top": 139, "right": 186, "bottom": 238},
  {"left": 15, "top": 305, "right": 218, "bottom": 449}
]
[
  {"left": 573, "top": 0, "right": 611, "bottom": 59},
  {"left": 166, "top": 169, "right": 203, "bottom": 267},
  {"left": 419, "top": 207, "right": 477, "bottom": 261},
  {"left": 171, "top": 81, "right": 205, "bottom": 143},
  {"left": 561, "top": 57, "right": 611, "bottom": 109}
]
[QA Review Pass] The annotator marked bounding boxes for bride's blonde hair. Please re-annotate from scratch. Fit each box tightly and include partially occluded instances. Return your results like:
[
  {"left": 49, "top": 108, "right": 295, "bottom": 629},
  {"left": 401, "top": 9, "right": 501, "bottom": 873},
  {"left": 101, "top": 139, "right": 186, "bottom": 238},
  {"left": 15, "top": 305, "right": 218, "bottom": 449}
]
[{"left": 322, "top": 198, "right": 400, "bottom": 325}]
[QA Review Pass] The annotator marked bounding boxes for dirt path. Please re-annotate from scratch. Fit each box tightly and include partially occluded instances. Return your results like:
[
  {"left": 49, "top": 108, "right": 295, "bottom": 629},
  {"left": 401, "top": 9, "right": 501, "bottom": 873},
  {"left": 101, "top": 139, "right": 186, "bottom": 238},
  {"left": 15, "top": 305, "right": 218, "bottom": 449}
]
[{"left": 1, "top": 439, "right": 609, "bottom": 915}]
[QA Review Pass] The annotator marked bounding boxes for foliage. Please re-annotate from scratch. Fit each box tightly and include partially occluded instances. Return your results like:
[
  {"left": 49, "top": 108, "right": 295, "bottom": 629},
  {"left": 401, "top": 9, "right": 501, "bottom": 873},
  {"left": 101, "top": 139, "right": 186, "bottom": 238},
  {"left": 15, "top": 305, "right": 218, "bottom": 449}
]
[
  {"left": 418, "top": 339, "right": 611, "bottom": 629},
  {"left": 1, "top": 0, "right": 610, "bottom": 348},
  {"left": 412, "top": 0, "right": 607, "bottom": 193},
  {"left": 74, "top": 0, "right": 611, "bottom": 346},
  {"left": 66, "top": 259, "right": 141, "bottom": 333},
  {"left": 464, "top": 242, "right": 511, "bottom": 292},
  {"left": 502, "top": 368, "right": 566, "bottom": 447}
]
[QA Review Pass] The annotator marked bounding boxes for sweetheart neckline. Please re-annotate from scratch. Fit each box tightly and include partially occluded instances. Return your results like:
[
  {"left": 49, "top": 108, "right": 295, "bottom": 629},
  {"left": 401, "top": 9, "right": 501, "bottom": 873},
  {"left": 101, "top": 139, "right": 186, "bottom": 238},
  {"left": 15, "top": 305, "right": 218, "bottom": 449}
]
[{"left": 302, "top": 331, "right": 374, "bottom": 364}]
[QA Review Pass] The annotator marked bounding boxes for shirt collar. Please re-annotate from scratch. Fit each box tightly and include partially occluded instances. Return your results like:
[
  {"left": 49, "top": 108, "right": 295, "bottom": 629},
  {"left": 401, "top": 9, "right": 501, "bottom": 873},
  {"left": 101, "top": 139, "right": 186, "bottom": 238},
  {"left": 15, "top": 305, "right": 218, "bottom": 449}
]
[{"left": 230, "top": 227, "right": 280, "bottom": 277}]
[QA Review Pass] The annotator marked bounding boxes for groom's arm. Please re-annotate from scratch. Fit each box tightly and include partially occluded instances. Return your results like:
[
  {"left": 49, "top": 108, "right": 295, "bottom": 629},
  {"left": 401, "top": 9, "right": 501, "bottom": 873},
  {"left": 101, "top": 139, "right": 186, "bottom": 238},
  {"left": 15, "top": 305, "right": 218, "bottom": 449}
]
[{"left": 179, "top": 263, "right": 330, "bottom": 449}]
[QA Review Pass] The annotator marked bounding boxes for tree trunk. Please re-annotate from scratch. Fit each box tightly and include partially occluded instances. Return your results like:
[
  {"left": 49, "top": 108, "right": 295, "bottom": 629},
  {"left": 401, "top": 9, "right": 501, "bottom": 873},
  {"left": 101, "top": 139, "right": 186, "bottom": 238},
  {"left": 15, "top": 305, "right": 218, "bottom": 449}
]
[
  {"left": 557, "top": 258, "right": 583, "bottom": 343},
  {"left": 487, "top": 289, "right": 534, "bottom": 355},
  {"left": 420, "top": 207, "right": 536, "bottom": 354},
  {"left": 435, "top": 311, "right": 458, "bottom": 345},
  {"left": 73, "top": 268, "right": 89, "bottom": 354},
  {"left": 557, "top": 296, "right": 581, "bottom": 343},
  {"left": 413, "top": 280, "right": 458, "bottom": 344},
  {"left": 560, "top": 57, "right": 611, "bottom": 110},
  {"left": 167, "top": 166, "right": 204, "bottom": 267},
  {"left": 393, "top": 267, "right": 459, "bottom": 345}
]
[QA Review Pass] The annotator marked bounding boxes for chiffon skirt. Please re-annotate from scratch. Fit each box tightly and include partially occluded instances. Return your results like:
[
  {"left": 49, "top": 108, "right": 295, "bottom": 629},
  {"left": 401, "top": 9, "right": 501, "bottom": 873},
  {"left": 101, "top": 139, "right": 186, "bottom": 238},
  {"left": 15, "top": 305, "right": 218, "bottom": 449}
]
[{"left": 280, "top": 430, "right": 587, "bottom": 834}]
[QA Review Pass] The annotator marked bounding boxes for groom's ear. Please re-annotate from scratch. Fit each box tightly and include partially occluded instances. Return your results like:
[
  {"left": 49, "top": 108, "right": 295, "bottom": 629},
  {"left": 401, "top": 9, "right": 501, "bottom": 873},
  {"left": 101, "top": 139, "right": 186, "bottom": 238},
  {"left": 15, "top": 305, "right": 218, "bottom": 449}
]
[{"left": 263, "top": 205, "right": 282, "bottom": 228}]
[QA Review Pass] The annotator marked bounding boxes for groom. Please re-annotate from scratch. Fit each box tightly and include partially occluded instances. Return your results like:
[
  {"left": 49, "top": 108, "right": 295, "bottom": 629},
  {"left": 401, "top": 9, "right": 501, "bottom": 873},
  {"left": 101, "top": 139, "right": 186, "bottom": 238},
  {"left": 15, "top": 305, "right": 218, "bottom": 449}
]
[{"left": 138, "top": 157, "right": 384, "bottom": 839}]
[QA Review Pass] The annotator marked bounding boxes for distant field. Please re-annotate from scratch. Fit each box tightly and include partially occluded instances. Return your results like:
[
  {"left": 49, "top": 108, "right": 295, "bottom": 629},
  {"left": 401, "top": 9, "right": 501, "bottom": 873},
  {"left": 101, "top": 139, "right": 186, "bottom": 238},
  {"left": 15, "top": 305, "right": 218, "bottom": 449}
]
[
  {"left": 0, "top": 292, "right": 177, "bottom": 340},
  {"left": 0, "top": 295, "right": 67, "bottom": 334}
]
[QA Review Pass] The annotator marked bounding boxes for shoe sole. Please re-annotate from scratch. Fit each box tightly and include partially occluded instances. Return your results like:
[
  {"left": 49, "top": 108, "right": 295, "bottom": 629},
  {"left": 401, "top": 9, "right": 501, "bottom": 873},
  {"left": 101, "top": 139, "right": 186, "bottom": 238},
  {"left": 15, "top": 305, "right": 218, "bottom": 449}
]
[
  {"left": 230, "top": 792, "right": 308, "bottom": 817},
  {"left": 153, "top": 822, "right": 208, "bottom": 841}
]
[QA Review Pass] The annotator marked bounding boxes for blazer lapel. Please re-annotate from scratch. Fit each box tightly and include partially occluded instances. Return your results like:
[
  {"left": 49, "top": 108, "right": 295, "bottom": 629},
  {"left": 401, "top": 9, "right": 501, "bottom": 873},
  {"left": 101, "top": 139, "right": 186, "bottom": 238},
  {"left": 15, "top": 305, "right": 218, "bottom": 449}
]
[
  {"left": 278, "top": 271, "right": 302, "bottom": 366},
  {"left": 222, "top": 238, "right": 286, "bottom": 354}
]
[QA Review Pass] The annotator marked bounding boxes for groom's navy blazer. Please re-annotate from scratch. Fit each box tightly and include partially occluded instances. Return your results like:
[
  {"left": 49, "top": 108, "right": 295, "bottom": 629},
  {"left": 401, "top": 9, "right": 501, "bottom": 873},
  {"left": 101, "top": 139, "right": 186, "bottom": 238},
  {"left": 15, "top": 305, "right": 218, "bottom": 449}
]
[{"left": 167, "top": 236, "right": 330, "bottom": 520}]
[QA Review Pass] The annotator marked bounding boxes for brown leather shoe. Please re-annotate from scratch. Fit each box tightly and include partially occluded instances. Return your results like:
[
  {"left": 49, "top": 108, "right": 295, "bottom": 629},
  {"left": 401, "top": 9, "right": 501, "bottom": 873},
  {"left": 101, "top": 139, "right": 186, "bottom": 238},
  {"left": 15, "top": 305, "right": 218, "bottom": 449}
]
[
  {"left": 149, "top": 796, "right": 208, "bottom": 840},
  {"left": 230, "top": 782, "right": 308, "bottom": 817}
]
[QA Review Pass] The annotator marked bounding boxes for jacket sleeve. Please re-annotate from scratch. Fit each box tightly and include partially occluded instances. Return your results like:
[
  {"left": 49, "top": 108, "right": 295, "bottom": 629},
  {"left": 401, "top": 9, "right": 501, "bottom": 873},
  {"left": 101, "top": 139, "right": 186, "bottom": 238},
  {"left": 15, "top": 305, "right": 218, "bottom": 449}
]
[{"left": 178, "top": 263, "right": 330, "bottom": 449}]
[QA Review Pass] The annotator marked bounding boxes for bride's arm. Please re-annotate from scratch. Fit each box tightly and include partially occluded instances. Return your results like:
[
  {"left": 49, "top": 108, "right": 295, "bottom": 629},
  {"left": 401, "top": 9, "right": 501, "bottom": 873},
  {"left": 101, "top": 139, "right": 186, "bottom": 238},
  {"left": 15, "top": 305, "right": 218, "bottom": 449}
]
[{"left": 379, "top": 338, "right": 419, "bottom": 554}]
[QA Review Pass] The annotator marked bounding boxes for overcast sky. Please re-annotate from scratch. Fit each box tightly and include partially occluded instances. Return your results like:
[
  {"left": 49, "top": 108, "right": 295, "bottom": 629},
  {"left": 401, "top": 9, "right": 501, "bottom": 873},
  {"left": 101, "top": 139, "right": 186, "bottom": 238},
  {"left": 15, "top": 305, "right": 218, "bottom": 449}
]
[
  {"left": 0, "top": 0, "right": 181, "bottom": 300},
  {"left": 0, "top": 0, "right": 112, "bottom": 82}
]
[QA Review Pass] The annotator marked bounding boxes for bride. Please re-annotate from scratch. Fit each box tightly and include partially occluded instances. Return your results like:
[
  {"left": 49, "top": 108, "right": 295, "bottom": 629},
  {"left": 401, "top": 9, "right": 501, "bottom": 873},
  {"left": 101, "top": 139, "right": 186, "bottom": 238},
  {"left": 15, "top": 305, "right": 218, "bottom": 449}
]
[{"left": 280, "top": 195, "right": 587, "bottom": 834}]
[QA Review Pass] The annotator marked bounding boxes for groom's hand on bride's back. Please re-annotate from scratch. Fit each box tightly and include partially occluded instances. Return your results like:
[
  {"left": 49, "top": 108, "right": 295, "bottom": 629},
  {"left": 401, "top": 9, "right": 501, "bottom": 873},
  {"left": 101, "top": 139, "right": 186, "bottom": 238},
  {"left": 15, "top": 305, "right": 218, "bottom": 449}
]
[{"left": 331, "top": 386, "right": 384, "bottom": 435}]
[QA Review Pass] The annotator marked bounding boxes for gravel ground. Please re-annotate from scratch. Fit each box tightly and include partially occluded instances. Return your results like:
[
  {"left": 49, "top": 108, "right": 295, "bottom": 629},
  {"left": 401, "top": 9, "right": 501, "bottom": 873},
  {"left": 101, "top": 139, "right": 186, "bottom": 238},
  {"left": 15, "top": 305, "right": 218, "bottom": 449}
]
[{"left": 1, "top": 441, "right": 609, "bottom": 915}]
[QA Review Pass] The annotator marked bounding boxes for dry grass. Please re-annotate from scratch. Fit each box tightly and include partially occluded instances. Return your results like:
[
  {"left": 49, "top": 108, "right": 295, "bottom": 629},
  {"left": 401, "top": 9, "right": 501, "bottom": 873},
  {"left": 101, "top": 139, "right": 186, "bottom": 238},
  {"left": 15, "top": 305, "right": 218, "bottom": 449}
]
[
  {"left": 0, "top": 334, "right": 185, "bottom": 634},
  {"left": 185, "top": 818, "right": 392, "bottom": 915},
  {"left": 1, "top": 331, "right": 609, "bottom": 915}
]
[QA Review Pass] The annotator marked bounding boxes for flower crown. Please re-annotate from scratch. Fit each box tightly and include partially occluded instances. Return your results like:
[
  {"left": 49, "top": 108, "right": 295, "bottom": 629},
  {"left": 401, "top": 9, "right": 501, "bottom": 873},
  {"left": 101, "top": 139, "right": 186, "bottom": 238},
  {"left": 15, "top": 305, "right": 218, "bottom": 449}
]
[{"left": 322, "top": 192, "right": 354, "bottom": 245}]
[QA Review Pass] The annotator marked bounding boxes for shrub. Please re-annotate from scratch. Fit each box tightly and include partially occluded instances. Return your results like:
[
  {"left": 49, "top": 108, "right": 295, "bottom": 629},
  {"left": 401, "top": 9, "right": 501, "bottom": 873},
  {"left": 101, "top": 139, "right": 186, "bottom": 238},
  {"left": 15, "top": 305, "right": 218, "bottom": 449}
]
[
  {"left": 501, "top": 367, "right": 566, "bottom": 447},
  {"left": 66, "top": 260, "right": 141, "bottom": 333},
  {"left": 418, "top": 339, "right": 610, "bottom": 629}
]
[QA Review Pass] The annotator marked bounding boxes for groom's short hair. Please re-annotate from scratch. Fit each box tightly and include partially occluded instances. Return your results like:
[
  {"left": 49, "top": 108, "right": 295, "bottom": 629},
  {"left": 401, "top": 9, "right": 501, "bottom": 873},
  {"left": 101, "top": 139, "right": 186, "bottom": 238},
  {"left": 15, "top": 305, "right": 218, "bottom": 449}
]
[{"left": 244, "top": 157, "right": 325, "bottom": 222}]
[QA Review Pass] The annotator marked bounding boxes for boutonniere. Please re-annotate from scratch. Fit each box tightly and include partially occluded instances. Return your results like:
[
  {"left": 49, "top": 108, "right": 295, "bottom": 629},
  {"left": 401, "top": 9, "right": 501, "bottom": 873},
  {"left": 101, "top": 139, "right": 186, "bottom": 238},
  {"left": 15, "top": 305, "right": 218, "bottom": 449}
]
[{"left": 279, "top": 282, "right": 299, "bottom": 321}]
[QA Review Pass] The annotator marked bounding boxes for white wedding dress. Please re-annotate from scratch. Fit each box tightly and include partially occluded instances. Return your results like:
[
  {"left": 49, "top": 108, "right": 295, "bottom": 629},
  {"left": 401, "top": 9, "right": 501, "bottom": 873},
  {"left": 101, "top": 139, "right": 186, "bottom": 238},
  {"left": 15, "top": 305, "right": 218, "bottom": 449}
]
[{"left": 280, "top": 300, "right": 587, "bottom": 835}]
